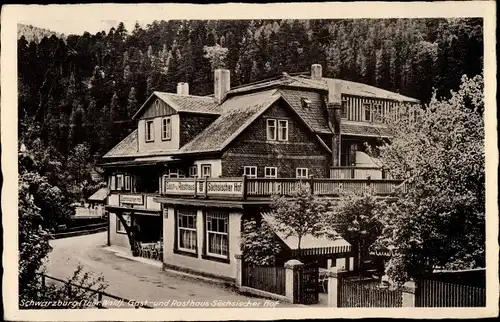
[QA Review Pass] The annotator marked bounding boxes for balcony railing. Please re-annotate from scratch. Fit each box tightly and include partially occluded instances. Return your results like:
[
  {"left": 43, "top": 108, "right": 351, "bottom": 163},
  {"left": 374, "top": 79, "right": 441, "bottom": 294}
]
[
  {"left": 160, "top": 176, "right": 406, "bottom": 199},
  {"left": 330, "top": 167, "right": 392, "bottom": 180}
]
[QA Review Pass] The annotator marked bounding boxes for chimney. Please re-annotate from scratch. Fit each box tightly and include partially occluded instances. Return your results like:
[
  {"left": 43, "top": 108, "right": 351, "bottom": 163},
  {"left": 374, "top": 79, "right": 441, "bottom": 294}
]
[
  {"left": 214, "top": 69, "right": 230, "bottom": 104},
  {"left": 177, "top": 82, "right": 189, "bottom": 95},
  {"left": 326, "top": 79, "right": 342, "bottom": 167},
  {"left": 311, "top": 64, "right": 322, "bottom": 81}
]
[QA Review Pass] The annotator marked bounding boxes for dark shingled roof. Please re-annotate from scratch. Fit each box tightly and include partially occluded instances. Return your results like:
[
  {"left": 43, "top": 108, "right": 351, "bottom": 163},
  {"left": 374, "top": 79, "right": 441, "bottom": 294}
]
[
  {"left": 279, "top": 89, "right": 331, "bottom": 134},
  {"left": 103, "top": 129, "right": 138, "bottom": 158},
  {"left": 179, "top": 90, "right": 281, "bottom": 153},
  {"left": 154, "top": 92, "right": 221, "bottom": 114},
  {"left": 341, "top": 122, "right": 392, "bottom": 137}
]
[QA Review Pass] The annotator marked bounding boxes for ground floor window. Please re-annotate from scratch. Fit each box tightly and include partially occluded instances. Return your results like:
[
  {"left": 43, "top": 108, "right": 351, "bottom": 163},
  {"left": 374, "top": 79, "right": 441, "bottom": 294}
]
[
  {"left": 205, "top": 211, "right": 229, "bottom": 258},
  {"left": 177, "top": 209, "right": 197, "bottom": 253},
  {"left": 116, "top": 213, "right": 132, "bottom": 234}
]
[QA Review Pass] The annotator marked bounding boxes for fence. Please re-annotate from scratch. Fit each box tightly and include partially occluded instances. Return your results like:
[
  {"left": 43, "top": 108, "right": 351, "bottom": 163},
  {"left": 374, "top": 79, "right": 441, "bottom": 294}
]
[
  {"left": 39, "top": 274, "right": 153, "bottom": 309},
  {"left": 242, "top": 265, "right": 286, "bottom": 296},
  {"left": 338, "top": 277, "right": 402, "bottom": 307},
  {"left": 416, "top": 279, "right": 486, "bottom": 307},
  {"left": 50, "top": 222, "right": 108, "bottom": 239}
]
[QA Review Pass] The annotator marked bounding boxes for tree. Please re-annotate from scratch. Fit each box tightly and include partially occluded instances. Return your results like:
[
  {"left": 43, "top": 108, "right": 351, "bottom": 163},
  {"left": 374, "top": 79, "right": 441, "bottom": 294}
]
[
  {"left": 270, "top": 183, "right": 327, "bottom": 253},
  {"left": 203, "top": 44, "right": 229, "bottom": 71},
  {"left": 324, "top": 189, "right": 385, "bottom": 273},
  {"left": 127, "top": 87, "right": 138, "bottom": 118},
  {"left": 240, "top": 218, "right": 282, "bottom": 266},
  {"left": 374, "top": 74, "right": 485, "bottom": 284}
]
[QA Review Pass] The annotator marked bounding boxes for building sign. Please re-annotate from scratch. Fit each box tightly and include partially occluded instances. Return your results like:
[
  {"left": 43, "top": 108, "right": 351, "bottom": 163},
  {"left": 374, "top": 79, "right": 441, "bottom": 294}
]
[
  {"left": 164, "top": 179, "right": 197, "bottom": 195},
  {"left": 163, "top": 178, "right": 244, "bottom": 197},
  {"left": 120, "top": 194, "right": 144, "bottom": 205},
  {"left": 206, "top": 181, "right": 243, "bottom": 196}
]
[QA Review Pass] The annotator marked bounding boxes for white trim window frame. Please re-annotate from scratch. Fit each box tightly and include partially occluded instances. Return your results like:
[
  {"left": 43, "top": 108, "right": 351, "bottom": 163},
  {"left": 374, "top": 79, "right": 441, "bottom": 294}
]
[
  {"left": 177, "top": 210, "right": 197, "bottom": 253},
  {"left": 124, "top": 175, "right": 131, "bottom": 191},
  {"left": 341, "top": 99, "right": 348, "bottom": 119},
  {"left": 264, "top": 167, "right": 277, "bottom": 178},
  {"left": 189, "top": 165, "right": 198, "bottom": 178},
  {"left": 116, "top": 174, "right": 124, "bottom": 190},
  {"left": 161, "top": 116, "right": 172, "bottom": 141},
  {"left": 116, "top": 213, "right": 131, "bottom": 234},
  {"left": 266, "top": 119, "right": 277, "bottom": 141},
  {"left": 278, "top": 120, "right": 289, "bottom": 141},
  {"left": 201, "top": 164, "right": 212, "bottom": 178},
  {"left": 363, "top": 103, "right": 372, "bottom": 122},
  {"left": 296, "top": 168, "right": 309, "bottom": 179},
  {"left": 145, "top": 120, "right": 154, "bottom": 142},
  {"left": 205, "top": 212, "right": 229, "bottom": 258},
  {"left": 243, "top": 166, "right": 257, "bottom": 178}
]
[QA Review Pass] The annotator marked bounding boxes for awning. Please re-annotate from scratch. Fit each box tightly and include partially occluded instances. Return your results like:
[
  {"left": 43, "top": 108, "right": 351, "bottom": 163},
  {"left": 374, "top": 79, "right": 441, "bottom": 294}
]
[
  {"left": 261, "top": 212, "right": 352, "bottom": 256},
  {"left": 88, "top": 187, "right": 109, "bottom": 201}
]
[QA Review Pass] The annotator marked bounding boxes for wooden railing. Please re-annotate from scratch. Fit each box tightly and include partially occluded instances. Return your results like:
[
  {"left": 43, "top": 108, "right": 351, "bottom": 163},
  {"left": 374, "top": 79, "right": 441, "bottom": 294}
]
[
  {"left": 330, "top": 167, "right": 392, "bottom": 180},
  {"left": 161, "top": 176, "right": 406, "bottom": 199}
]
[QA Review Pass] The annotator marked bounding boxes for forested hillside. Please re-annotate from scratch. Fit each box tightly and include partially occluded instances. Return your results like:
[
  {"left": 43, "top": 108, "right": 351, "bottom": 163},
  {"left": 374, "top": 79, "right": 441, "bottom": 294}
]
[
  {"left": 17, "top": 24, "right": 66, "bottom": 43},
  {"left": 17, "top": 18, "right": 483, "bottom": 207}
]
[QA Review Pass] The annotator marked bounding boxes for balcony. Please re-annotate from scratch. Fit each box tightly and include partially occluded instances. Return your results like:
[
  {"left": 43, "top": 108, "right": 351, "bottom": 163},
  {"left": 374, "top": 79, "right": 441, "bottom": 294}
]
[
  {"left": 330, "top": 167, "right": 392, "bottom": 180},
  {"left": 160, "top": 176, "right": 406, "bottom": 200}
]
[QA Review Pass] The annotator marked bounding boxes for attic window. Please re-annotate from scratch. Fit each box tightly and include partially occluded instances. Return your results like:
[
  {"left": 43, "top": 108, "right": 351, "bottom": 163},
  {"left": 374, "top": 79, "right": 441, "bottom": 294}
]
[{"left": 301, "top": 97, "right": 312, "bottom": 108}]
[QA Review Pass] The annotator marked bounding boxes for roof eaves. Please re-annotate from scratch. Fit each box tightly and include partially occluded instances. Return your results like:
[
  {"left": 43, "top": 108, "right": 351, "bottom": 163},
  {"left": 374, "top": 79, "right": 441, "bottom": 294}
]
[{"left": 132, "top": 92, "right": 159, "bottom": 120}]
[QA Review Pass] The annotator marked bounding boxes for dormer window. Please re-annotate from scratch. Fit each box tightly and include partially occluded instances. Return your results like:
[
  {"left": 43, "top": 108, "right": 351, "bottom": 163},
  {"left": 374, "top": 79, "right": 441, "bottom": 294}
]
[
  {"left": 301, "top": 97, "right": 312, "bottom": 108},
  {"left": 162, "top": 117, "right": 171, "bottom": 140},
  {"left": 145, "top": 120, "right": 154, "bottom": 142}
]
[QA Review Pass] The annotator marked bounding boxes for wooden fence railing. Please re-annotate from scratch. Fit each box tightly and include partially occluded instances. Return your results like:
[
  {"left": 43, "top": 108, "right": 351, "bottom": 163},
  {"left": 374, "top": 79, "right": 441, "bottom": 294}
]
[
  {"left": 416, "top": 279, "right": 486, "bottom": 307},
  {"left": 50, "top": 223, "right": 108, "bottom": 239},
  {"left": 242, "top": 265, "right": 286, "bottom": 296},
  {"left": 338, "top": 277, "right": 402, "bottom": 307},
  {"left": 161, "top": 177, "right": 406, "bottom": 199},
  {"left": 38, "top": 274, "right": 153, "bottom": 309}
]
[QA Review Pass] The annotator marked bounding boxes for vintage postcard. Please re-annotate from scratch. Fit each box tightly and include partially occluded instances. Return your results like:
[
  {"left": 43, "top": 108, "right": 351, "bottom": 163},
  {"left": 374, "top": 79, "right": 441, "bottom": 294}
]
[{"left": 1, "top": 2, "right": 498, "bottom": 321}]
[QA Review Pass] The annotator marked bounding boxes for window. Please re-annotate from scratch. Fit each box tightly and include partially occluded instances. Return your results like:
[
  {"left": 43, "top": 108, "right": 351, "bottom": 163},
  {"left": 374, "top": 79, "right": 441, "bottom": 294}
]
[
  {"left": 296, "top": 168, "right": 309, "bottom": 179},
  {"left": 363, "top": 103, "right": 372, "bottom": 122},
  {"left": 205, "top": 212, "right": 229, "bottom": 258},
  {"left": 278, "top": 120, "right": 289, "bottom": 141},
  {"left": 110, "top": 175, "right": 116, "bottom": 190},
  {"left": 201, "top": 164, "right": 212, "bottom": 178},
  {"left": 145, "top": 120, "right": 154, "bottom": 142},
  {"left": 373, "top": 104, "right": 383, "bottom": 122},
  {"left": 267, "top": 119, "right": 277, "bottom": 141},
  {"left": 341, "top": 99, "right": 348, "bottom": 119},
  {"left": 189, "top": 166, "right": 198, "bottom": 178},
  {"left": 264, "top": 167, "right": 277, "bottom": 178},
  {"left": 154, "top": 99, "right": 161, "bottom": 110},
  {"left": 116, "top": 174, "right": 124, "bottom": 190},
  {"left": 124, "top": 175, "right": 130, "bottom": 191},
  {"left": 162, "top": 117, "right": 172, "bottom": 140},
  {"left": 301, "top": 97, "right": 311, "bottom": 108},
  {"left": 177, "top": 210, "right": 197, "bottom": 253},
  {"left": 116, "top": 213, "right": 132, "bottom": 234},
  {"left": 243, "top": 166, "right": 257, "bottom": 178}
]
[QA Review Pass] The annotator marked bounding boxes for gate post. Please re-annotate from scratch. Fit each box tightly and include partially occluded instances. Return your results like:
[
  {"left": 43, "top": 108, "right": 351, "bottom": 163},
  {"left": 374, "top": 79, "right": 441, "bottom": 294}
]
[
  {"left": 327, "top": 266, "right": 346, "bottom": 307},
  {"left": 401, "top": 280, "right": 417, "bottom": 307},
  {"left": 285, "top": 259, "right": 303, "bottom": 304},
  {"left": 234, "top": 254, "right": 243, "bottom": 287}
]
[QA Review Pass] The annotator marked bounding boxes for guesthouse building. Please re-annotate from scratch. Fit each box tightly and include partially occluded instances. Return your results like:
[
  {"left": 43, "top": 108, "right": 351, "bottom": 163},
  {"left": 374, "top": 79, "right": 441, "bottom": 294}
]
[{"left": 101, "top": 64, "right": 419, "bottom": 283}]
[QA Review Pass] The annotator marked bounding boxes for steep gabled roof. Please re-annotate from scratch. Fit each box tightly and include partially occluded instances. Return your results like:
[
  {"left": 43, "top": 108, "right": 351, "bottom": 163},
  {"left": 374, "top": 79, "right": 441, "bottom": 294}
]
[
  {"left": 179, "top": 89, "right": 281, "bottom": 154},
  {"left": 132, "top": 92, "right": 221, "bottom": 119},
  {"left": 279, "top": 89, "right": 331, "bottom": 134},
  {"left": 103, "top": 129, "right": 138, "bottom": 158},
  {"left": 293, "top": 75, "right": 420, "bottom": 103}
]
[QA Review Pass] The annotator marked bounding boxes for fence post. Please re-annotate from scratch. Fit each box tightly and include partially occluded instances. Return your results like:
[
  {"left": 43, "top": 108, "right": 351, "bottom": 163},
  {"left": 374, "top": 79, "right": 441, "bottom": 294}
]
[
  {"left": 309, "top": 175, "right": 315, "bottom": 194},
  {"left": 327, "top": 266, "right": 346, "bottom": 307},
  {"left": 234, "top": 254, "right": 243, "bottom": 287},
  {"left": 285, "top": 259, "right": 303, "bottom": 304},
  {"left": 401, "top": 280, "right": 417, "bottom": 307},
  {"left": 242, "top": 175, "right": 248, "bottom": 200}
]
